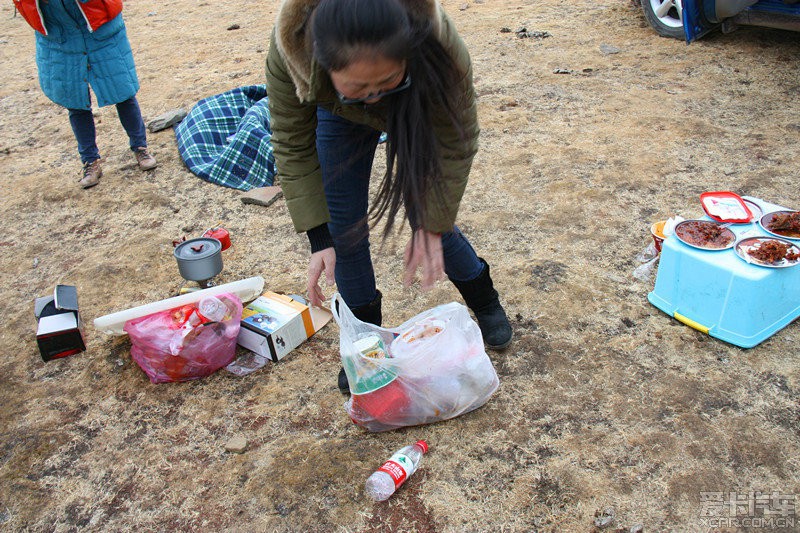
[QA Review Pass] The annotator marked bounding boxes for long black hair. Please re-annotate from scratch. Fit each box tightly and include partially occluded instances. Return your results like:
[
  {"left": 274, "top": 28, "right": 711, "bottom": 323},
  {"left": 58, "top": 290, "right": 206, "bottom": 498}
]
[{"left": 311, "top": 0, "right": 467, "bottom": 239}]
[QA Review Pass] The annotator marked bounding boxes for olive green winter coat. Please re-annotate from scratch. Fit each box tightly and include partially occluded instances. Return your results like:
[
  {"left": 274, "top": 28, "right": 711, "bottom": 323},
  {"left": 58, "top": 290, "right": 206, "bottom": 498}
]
[{"left": 265, "top": 0, "right": 479, "bottom": 235}]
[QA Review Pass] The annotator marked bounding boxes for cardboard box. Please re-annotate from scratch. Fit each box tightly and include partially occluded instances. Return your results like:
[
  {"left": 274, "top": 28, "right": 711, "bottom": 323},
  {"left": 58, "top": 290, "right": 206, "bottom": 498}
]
[
  {"left": 237, "top": 292, "right": 332, "bottom": 361},
  {"left": 35, "top": 285, "right": 86, "bottom": 361}
]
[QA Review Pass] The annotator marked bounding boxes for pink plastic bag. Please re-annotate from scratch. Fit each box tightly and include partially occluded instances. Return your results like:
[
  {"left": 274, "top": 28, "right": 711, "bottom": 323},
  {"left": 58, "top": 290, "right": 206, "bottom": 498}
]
[{"left": 123, "top": 293, "right": 243, "bottom": 383}]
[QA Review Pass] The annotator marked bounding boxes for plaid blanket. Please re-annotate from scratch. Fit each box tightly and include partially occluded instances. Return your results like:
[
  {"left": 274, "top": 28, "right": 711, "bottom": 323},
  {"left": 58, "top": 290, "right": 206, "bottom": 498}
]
[{"left": 175, "top": 85, "right": 276, "bottom": 190}]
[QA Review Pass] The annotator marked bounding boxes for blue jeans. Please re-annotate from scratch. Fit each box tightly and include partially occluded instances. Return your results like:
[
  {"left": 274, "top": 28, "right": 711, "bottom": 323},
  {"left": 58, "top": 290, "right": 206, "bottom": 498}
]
[
  {"left": 315, "top": 106, "right": 484, "bottom": 308},
  {"left": 68, "top": 95, "right": 147, "bottom": 164}
]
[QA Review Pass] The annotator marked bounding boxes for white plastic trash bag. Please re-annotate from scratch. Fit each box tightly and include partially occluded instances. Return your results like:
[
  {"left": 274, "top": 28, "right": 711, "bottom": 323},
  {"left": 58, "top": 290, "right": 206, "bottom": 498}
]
[{"left": 332, "top": 293, "right": 499, "bottom": 432}]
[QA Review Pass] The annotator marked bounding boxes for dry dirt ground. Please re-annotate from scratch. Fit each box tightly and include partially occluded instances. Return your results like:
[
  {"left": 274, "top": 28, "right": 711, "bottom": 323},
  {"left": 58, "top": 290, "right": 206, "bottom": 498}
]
[{"left": 1, "top": 0, "right": 799, "bottom": 531}]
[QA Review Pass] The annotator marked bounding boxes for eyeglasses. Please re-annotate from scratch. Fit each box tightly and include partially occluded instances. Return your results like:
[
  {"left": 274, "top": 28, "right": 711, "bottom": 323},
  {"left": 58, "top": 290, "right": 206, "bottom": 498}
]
[{"left": 336, "top": 73, "right": 411, "bottom": 105}]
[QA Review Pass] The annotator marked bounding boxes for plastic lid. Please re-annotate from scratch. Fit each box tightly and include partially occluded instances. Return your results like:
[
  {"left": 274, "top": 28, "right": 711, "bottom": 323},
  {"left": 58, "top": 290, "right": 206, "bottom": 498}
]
[
  {"left": 700, "top": 191, "right": 753, "bottom": 223},
  {"left": 174, "top": 237, "right": 222, "bottom": 260},
  {"left": 415, "top": 440, "right": 429, "bottom": 454}
]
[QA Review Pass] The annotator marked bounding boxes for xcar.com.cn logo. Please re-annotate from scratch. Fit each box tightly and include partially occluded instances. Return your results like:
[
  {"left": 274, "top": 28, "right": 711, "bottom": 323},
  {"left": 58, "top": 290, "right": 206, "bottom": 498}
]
[{"left": 699, "top": 491, "right": 796, "bottom": 529}]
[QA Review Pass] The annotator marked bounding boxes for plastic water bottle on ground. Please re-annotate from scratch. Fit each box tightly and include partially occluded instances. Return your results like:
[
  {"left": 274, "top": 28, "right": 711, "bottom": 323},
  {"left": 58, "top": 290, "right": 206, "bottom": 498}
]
[{"left": 365, "top": 440, "right": 428, "bottom": 501}]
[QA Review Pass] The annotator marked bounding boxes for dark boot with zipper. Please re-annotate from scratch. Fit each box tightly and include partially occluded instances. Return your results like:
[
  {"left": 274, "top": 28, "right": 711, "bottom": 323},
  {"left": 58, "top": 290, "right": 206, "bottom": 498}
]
[
  {"left": 450, "top": 258, "right": 513, "bottom": 350},
  {"left": 337, "top": 290, "right": 383, "bottom": 393}
]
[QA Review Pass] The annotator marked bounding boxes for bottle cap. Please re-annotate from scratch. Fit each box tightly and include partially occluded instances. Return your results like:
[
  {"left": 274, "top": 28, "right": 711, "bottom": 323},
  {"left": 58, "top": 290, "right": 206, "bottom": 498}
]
[{"left": 415, "top": 440, "right": 428, "bottom": 454}]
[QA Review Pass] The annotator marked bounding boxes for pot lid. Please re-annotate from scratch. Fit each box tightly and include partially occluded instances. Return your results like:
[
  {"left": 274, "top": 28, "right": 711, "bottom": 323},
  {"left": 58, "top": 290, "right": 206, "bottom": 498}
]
[{"left": 174, "top": 237, "right": 222, "bottom": 260}]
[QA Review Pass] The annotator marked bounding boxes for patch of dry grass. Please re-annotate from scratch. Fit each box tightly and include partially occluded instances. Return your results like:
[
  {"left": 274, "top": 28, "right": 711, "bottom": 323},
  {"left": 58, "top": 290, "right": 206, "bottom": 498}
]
[{"left": 1, "top": 1, "right": 799, "bottom": 531}]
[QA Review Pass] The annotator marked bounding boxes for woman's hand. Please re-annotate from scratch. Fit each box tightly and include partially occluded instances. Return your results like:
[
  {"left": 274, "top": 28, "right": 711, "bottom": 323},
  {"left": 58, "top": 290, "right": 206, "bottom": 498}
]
[
  {"left": 404, "top": 229, "right": 446, "bottom": 290},
  {"left": 308, "top": 247, "right": 336, "bottom": 307}
]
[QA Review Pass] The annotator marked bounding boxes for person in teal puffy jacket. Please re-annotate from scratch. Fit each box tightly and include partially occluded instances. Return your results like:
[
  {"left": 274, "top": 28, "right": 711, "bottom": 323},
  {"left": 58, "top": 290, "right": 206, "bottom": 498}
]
[{"left": 15, "top": 0, "right": 157, "bottom": 188}]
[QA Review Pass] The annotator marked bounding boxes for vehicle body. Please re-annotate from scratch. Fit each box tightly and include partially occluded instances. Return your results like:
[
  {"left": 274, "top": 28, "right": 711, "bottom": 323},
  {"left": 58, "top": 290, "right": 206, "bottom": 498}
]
[{"left": 640, "top": 0, "right": 800, "bottom": 41}]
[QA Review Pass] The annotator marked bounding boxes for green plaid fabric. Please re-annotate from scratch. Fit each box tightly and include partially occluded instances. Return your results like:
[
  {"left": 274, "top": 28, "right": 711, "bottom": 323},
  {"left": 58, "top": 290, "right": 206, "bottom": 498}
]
[{"left": 175, "top": 85, "right": 276, "bottom": 190}]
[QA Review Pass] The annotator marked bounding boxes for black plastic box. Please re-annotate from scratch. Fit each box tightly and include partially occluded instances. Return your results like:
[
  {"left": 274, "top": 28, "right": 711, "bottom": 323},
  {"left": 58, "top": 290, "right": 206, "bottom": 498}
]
[{"left": 34, "top": 285, "right": 85, "bottom": 361}]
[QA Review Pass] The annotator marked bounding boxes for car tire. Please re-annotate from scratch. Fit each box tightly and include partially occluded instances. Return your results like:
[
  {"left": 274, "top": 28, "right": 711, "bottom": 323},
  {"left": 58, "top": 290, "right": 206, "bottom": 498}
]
[{"left": 640, "top": 0, "right": 686, "bottom": 39}]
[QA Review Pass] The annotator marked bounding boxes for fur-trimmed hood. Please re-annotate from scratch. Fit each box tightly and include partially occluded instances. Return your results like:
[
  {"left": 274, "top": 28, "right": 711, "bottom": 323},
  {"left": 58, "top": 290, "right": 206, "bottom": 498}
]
[
  {"left": 273, "top": 0, "right": 442, "bottom": 101},
  {"left": 265, "top": 0, "right": 478, "bottom": 236}
]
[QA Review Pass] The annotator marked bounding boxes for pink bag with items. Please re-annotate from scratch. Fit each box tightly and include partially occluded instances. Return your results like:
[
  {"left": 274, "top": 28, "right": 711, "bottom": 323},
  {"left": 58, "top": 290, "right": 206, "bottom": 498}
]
[{"left": 123, "top": 293, "right": 243, "bottom": 383}]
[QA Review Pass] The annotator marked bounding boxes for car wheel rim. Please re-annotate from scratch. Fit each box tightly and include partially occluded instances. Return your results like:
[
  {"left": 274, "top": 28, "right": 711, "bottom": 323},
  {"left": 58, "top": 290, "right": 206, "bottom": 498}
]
[{"left": 649, "top": 0, "right": 683, "bottom": 28}]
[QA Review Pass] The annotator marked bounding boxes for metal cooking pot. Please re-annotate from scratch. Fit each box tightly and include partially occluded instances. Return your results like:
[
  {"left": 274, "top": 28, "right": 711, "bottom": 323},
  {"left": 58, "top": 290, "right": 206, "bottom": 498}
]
[{"left": 174, "top": 237, "right": 223, "bottom": 281}]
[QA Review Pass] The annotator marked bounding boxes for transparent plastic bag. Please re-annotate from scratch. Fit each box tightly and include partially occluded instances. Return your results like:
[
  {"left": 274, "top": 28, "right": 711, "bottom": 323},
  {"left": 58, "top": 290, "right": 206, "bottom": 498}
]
[
  {"left": 123, "top": 293, "right": 243, "bottom": 383},
  {"left": 634, "top": 215, "right": 686, "bottom": 281},
  {"left": 633, "top": 242, "right": 660, "bottom": 281},
  {"left": 332, "top": 293, "right": 499, "bottom": 432},
  {"left": 224, "top": 351, "right": 270, "bottom": 377}
]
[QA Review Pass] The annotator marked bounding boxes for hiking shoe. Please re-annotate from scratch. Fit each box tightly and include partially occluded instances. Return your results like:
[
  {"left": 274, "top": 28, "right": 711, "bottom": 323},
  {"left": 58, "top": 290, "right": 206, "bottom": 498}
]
[
  {"left": 134, "top": 147, "right": 157, "bottom": 171},
  {"left": 79, "top": 160, "right": 102, "bottom": 189}
]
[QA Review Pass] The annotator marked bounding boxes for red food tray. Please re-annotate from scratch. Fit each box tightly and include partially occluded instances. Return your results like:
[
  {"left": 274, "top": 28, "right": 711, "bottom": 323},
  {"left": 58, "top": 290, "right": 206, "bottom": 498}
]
[{"left": 700, "top": 191, "right": 753, "bottom": 224}]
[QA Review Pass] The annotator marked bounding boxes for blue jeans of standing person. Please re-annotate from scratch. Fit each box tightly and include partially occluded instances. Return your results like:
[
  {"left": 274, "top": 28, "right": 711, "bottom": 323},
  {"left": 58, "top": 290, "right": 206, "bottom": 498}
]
[
  {"left": 68, "top": 95, "right": 147, "bottom": 164},
  {"left": 315, "top": 106, "right": 484, "bottom": 309}
]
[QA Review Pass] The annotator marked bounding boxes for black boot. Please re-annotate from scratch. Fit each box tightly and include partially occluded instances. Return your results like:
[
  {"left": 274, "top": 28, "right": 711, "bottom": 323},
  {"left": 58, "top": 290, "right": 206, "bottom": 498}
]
[
  {"left": 450, "top": 258, "right": 513, "bottom": 350},
  {"left": 337, "top": 291, "right": 383, "bottom": 392}
]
